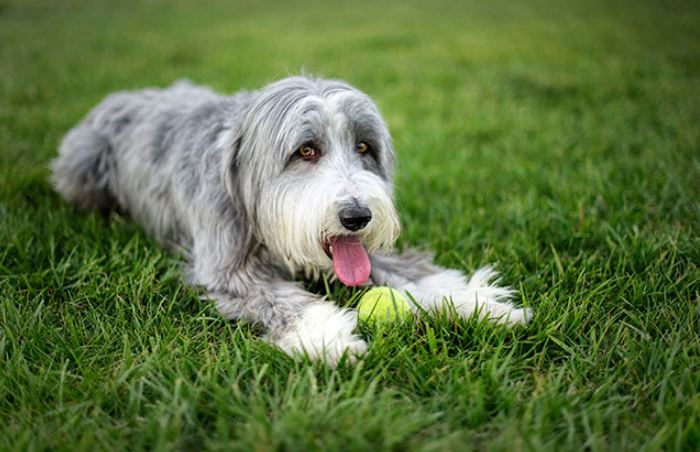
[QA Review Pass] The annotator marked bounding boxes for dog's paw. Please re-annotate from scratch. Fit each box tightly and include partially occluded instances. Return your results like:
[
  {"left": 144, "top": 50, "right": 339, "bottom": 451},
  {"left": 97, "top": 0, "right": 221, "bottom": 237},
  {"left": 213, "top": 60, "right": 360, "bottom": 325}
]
[
  {"left": 449, "top": 292, "right": 531, "bottom": 326},
  {"left": 478, "top": 304, "right": 532, "bottom": 326},
  {"left": 509, "top": 306, "right": 533, "bottom": 325},
  {"left": 271, "top": 303, "right": 368, "bottom": 366},
  {"left": 410, "top": 266, "right": 532, "bottom": 327}
]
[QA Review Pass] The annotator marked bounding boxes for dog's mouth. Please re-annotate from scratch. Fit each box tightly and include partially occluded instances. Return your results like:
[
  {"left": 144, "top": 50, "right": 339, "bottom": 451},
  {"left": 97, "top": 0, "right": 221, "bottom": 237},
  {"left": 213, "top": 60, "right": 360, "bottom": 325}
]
[{"left": 323, "top": 236, "right": 371, "bottom": 287}]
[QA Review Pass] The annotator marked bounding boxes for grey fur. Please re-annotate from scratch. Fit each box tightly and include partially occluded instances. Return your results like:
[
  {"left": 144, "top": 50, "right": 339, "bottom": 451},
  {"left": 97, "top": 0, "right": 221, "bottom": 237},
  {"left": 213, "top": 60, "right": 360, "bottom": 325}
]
[
  {"left": 53, "top": 76, "right": 529, "bottom": 363},
  {"left": 52, "top": 77, "right": 392, "bottom": 332},
  {"left": 370, "top": 249, "right": 441, "bottom": 285}
]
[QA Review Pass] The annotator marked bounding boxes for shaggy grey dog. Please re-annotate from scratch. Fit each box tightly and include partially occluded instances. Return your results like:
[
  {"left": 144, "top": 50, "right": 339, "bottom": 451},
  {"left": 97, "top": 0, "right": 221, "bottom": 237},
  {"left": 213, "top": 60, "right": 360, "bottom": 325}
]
[{"left": 52, "top": 76, "right": 530, "bottom": 365}]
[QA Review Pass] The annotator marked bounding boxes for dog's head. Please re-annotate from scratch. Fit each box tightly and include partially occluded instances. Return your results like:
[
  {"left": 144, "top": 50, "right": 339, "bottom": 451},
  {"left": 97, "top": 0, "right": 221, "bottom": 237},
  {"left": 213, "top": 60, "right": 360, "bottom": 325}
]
[{"left": 224, "top": 76, "right": 400, "bottom": 284}]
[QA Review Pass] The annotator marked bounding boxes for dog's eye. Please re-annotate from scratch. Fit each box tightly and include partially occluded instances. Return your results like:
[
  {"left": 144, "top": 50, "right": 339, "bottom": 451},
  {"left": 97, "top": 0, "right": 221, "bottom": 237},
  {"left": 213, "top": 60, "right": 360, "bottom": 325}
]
[
  {"left": 297, "top": 143, "right": 319, "bottom": 161},
  {"left": 356, "top": 142, "right": 371, "bottom": 155}
]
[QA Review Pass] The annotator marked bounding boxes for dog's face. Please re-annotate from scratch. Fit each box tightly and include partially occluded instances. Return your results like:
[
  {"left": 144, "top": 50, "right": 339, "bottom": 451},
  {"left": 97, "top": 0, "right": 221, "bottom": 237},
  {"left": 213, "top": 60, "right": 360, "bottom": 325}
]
[{"left": 229, "top": 77, "right": 400, "bottom": 284}]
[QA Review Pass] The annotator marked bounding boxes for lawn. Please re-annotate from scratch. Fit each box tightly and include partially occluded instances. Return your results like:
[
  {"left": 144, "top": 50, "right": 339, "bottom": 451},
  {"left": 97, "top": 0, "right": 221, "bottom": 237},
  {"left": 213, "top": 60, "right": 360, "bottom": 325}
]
[{"left": 1, "top": 0, "right": 699, "bottom": 449}]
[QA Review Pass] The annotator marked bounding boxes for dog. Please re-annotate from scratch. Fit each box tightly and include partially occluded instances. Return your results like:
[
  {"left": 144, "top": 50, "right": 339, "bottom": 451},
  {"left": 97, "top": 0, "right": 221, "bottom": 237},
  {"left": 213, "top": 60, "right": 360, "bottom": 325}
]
[{"left": 51, "top": 76, "right": 531, "bottom": 365}]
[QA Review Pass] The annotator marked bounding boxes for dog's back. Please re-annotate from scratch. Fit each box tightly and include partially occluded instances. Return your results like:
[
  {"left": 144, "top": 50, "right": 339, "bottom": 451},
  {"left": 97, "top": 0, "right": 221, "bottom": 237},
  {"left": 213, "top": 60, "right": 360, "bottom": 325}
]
[
  {"left": 51, "top": 81, "right": 251, "bottom": 247},
  {"left": 52, "top": 81, "right": 214, "bottom": 209}
]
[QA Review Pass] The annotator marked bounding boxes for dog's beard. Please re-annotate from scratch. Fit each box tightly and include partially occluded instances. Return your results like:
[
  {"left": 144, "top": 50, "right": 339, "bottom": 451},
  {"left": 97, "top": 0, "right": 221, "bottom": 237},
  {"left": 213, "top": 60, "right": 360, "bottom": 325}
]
[{"left": 257, "top": 169, "right": 400, "bottom": 284}]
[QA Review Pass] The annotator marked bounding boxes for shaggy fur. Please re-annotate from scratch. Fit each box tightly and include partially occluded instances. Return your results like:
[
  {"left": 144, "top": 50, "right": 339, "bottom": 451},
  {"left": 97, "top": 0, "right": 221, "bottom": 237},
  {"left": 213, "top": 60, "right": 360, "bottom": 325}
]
[{"left": 52, "top": 76, "right": 531, "bottom": 365}]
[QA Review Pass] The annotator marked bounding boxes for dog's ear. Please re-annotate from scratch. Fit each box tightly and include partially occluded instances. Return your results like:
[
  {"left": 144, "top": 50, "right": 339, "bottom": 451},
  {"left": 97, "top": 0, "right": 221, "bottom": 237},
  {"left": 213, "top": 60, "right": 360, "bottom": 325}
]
[
  {"left": 222, "top": 131, "right": 258, "bottom": 269},
  {"left": 381, "top": 134, "right": 397, "bottom": 182}
]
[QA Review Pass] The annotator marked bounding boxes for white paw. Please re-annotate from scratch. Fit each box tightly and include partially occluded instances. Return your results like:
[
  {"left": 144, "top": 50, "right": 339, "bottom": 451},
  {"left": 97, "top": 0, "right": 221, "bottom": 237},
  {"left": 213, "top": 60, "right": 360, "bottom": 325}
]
[
  {"left": 499, "top": 306, "right": 532, "bottom": 326},
  {"left": 271, "top": 303, "right": 368, "bottom": 366},
  {"left": 467, "top": 302, "right": 532, "bottom": 326},
  {"left": 408, "top": 266, "right": 532, "bottom": 326}
]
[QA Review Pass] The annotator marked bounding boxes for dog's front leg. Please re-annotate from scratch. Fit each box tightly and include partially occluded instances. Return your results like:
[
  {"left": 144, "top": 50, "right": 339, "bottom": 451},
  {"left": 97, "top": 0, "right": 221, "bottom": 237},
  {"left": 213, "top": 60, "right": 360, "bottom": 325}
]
[
  {"left": 200, "top": 271, "right": 367, "bottom": 365},
  {"left": 370, "top": 250, "right": 531, "bottom": 326}
]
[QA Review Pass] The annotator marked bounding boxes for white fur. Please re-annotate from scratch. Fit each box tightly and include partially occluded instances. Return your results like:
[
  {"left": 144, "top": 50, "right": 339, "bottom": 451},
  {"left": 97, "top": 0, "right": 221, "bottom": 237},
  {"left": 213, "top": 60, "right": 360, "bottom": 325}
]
[
  {"left": 400, "top": 266, "right": 530, "bottom": 325},
  {"left": 256, "top": 93, "right": 400, "bottom": 276},
  {"left": 271, "top": 303, "right": 368, "bottom": 366}
]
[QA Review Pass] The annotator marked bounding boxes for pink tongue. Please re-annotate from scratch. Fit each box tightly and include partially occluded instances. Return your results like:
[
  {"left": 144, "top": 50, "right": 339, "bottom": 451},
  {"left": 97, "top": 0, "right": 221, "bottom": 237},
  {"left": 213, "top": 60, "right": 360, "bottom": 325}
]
[{"left": 331, "top": 236, "right": 371, "bottom": 287}]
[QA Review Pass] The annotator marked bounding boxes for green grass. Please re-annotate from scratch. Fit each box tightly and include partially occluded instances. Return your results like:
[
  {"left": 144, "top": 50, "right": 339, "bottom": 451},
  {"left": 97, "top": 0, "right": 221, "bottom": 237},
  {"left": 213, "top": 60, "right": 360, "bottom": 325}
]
[{"left": 1, "top": 0, "right": 699, "bottom": 449}]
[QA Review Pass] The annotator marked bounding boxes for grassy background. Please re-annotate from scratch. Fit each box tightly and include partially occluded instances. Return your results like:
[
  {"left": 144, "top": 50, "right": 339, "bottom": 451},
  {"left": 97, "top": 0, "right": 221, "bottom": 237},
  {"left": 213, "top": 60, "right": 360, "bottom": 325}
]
[{"left": 1, "top": 0, "right": 699, "bottom": 449}]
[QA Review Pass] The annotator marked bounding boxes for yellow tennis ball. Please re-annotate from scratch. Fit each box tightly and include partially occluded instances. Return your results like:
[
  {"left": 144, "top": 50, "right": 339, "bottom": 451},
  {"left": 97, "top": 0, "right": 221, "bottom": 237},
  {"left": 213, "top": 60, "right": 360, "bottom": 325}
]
[{"left": 357, "top": 287, "right": 412, "bottom": 323}]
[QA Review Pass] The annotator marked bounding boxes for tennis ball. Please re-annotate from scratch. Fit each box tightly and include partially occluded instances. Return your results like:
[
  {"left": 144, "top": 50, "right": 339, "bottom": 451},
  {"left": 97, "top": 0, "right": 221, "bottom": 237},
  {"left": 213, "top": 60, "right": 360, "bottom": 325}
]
[{"left": 357, "top": 287, "right": 412, "bottom": 323}]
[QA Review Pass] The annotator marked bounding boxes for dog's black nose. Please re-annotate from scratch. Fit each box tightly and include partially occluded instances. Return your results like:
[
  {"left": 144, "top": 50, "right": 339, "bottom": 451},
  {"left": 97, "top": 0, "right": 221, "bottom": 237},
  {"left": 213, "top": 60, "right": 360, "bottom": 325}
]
[{"left": 339, "top": 206, "right": 372, "bottom": 231}]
